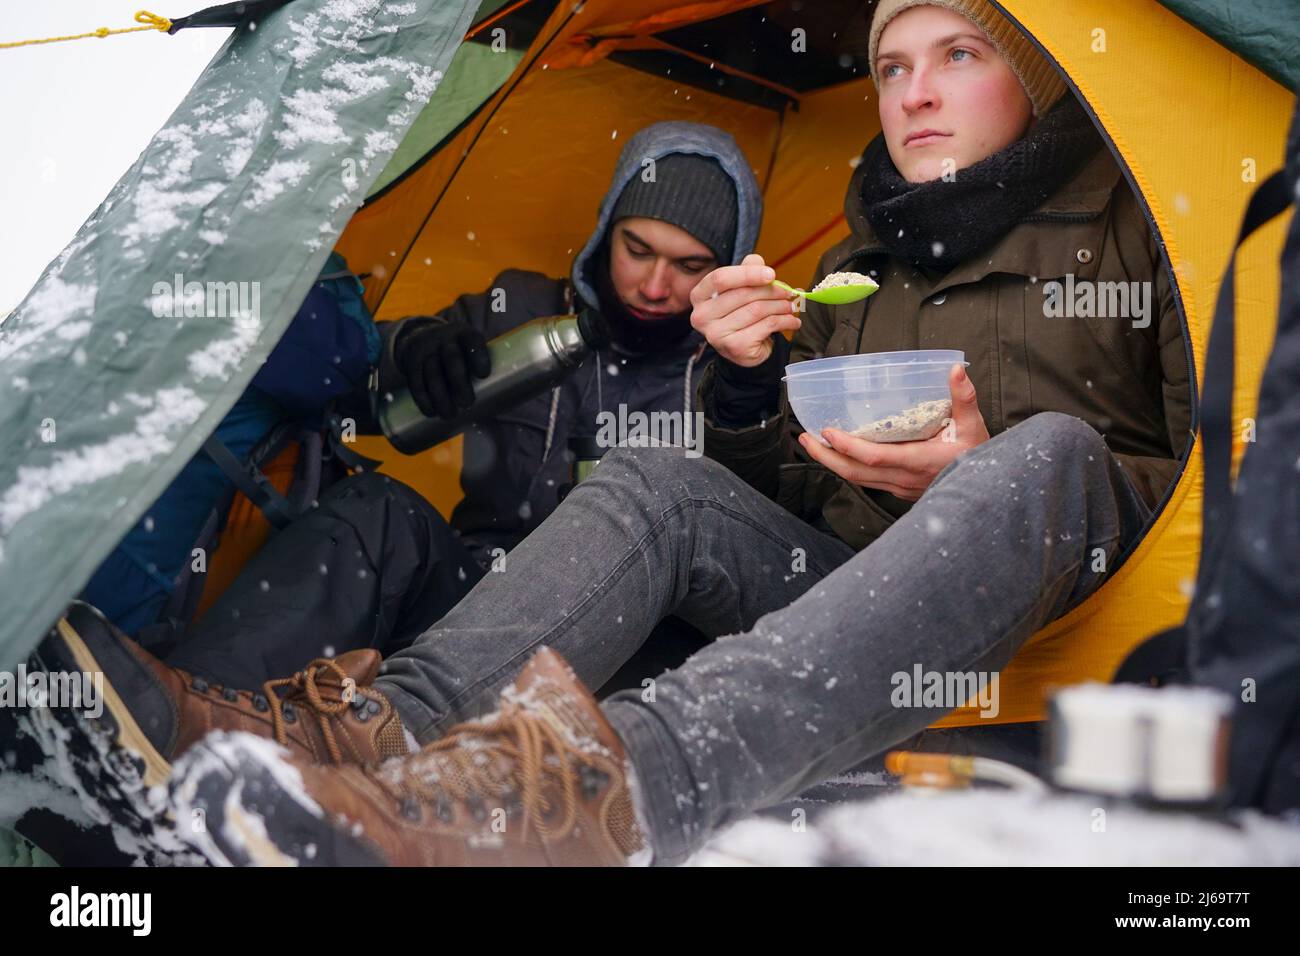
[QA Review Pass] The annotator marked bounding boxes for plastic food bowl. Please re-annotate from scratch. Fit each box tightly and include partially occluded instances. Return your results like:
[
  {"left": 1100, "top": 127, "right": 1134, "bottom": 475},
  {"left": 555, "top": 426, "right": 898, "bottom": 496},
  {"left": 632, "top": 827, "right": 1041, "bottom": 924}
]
[{"left": 784, "top": 350, "right": 967, "bottom": 444}]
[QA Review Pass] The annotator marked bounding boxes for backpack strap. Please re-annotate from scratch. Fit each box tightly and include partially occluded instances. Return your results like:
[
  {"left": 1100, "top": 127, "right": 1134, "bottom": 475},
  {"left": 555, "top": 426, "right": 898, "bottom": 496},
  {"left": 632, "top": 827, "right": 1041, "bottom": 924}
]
[
  {"left": 202, "top": 433, "right": 298, "bottom": 531},
  {"left": 162, "top": 425, "right": 315, "bottom": 632},
  {"left": 287, "top": 428, "right": 324, "bottom": 510},
  {"left": 137, "top": 482, "right": 235, "bottom": 655},
  {"left": 326, "top": 410, "right": 384, "bottom": 473},
  {"left": 162, "top": 502, "right": 226, "bottom": 622},
  {"left": 1198, "top": 170, "right": 1292, "bottom": 575}
]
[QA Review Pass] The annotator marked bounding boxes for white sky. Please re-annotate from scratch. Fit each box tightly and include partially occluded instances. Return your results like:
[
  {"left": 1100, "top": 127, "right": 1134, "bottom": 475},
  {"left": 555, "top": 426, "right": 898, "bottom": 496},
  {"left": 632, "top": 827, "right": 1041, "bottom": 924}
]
[{"left": 0, "top": 4, "right": 232, "bottom": 313}]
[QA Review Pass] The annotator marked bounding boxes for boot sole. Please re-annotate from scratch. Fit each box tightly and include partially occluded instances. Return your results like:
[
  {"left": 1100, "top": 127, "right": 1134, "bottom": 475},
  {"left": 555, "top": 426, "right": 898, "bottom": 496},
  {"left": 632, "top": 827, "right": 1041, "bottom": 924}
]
[
  {"left": 25, "top": 618, "right": 200, "bottom": 865},
  {"left": 51, "top": 617, "right": 173, "bottom": 787},
  {"left": 171, "top": 732, "right": 387, "bottom": 867}
]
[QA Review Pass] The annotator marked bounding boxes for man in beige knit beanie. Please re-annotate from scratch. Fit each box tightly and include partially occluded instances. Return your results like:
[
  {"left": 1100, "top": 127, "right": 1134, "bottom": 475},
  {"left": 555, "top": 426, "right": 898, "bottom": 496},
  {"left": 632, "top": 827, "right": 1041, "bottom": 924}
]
[{"left": 869, "top": 0, "right": 1069, "bottom": 182}]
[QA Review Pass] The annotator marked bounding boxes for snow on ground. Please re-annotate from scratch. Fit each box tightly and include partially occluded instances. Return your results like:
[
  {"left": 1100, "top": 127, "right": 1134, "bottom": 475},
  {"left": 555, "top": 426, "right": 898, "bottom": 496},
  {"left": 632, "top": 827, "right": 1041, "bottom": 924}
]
[{"left": 691, "top": 785, "right": 1300, "bottom": 866}]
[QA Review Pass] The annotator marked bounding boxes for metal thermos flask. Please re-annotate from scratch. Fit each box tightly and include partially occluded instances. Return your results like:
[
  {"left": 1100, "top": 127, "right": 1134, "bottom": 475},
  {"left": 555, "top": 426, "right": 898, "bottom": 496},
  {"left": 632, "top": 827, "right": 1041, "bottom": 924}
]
[{"left": 380, "top": 309, "right": 610, "bottom": 454}]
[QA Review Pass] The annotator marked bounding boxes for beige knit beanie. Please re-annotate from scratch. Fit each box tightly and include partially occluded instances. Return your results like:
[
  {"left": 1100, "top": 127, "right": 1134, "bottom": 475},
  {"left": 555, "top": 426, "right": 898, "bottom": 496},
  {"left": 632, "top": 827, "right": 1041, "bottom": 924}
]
[{"left": 867, "top": 0, "right": 1067, "bottom": 117}]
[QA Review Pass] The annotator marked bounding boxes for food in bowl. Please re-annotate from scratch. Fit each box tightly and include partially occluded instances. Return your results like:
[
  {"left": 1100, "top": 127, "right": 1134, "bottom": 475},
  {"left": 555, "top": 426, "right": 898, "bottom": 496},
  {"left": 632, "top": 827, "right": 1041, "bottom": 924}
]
[
  {"left": 783, "top": 349, "right": 965, "bottom": 445},
  {"left": 849, "top": 398, "right": 952, "bottom": 443}
]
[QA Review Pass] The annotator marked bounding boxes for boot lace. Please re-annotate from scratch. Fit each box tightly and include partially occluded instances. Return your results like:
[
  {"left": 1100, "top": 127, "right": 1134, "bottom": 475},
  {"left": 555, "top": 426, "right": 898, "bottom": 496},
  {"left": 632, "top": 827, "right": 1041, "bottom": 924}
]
[{"left": 261, "top": 658, "right": 356, "bottom": 764}]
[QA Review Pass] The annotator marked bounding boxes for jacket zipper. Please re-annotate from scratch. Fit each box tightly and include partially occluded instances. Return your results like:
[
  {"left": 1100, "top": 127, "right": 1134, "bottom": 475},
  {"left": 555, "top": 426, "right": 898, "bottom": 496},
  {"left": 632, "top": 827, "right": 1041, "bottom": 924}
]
[{"left": 1020, "top": 211, "right": 1104, "bottom": 224}]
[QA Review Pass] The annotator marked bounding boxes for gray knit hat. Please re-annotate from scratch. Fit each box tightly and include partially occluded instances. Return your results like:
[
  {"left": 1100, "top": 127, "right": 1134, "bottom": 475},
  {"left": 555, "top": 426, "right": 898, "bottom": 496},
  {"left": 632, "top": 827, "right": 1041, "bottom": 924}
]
[{"left": 609, "top": 153, "right": 739, "bottom": 263}]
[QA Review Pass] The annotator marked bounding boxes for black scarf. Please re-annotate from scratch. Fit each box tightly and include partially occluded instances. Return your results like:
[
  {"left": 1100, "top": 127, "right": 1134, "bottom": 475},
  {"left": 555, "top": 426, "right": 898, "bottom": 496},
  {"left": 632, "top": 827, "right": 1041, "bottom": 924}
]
[
  {"left": 590, "top": 243, "right": 694, "bottom": 355},
  {"left": 859, "top": 96, "right": 1103, "bottom": 273}
]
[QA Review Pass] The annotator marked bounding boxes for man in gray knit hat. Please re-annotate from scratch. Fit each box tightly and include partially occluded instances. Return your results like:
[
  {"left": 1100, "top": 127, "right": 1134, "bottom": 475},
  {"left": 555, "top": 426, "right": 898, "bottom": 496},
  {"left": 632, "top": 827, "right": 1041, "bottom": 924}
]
[
  {"left": 32, "top": 124, "right": 764, "bottom": 846},
  {"left": 573, "top": 132, "right": 752, "bottom": 355}
]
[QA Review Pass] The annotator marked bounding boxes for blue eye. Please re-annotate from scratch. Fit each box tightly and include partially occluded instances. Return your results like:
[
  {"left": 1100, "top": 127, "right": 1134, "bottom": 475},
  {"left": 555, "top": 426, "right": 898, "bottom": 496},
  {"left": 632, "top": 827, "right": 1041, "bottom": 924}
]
[
  {"left": 882, "top": 63, "right": 903, "bottom": 79},
  {"left": 951, "top": 48, "right": 973, "bottom": 62}
]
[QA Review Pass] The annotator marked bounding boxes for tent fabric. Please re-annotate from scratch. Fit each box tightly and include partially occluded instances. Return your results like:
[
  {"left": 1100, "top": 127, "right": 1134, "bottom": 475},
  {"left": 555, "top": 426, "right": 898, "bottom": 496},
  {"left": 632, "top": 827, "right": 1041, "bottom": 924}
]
[
  {"left": 0, "top": 0, "right": 480, "bottom": 670},
  {"left": 1158, "top": 0, "right": 1300, "bottom": 93},
  {"left": 336, "top": 0, "right": 1296, "bottom": 726},
  {"left": 368, "top": 41, "right": 523, "bottom": 198}
]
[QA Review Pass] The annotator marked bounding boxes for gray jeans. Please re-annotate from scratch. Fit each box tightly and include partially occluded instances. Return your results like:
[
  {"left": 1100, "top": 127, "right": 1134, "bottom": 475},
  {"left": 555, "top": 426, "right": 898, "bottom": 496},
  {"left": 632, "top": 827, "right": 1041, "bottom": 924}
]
[{"left": 374, "top": 411, "right": 1152, "bottom": 864}]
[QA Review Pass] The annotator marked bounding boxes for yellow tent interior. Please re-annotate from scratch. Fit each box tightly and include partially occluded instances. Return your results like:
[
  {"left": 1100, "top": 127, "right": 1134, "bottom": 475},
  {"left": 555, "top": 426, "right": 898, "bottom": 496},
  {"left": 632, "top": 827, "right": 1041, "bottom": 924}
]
[{"left": 328, "top": 0, "right": 1295, "bottom": 726}]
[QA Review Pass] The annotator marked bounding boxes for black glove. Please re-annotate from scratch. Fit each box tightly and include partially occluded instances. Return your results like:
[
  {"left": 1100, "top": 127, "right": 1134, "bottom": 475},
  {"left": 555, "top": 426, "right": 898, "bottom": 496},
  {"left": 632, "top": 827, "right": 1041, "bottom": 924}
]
[{"left": 393, "top": 318, "right": 491, "bottom": 420}]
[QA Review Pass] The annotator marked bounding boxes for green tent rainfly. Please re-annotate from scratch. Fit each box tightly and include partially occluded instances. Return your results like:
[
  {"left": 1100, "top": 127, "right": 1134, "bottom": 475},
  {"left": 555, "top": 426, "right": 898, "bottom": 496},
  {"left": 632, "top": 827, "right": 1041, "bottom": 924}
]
[{"left": 0, "top": 0, "right": 479, "bottom": 670}]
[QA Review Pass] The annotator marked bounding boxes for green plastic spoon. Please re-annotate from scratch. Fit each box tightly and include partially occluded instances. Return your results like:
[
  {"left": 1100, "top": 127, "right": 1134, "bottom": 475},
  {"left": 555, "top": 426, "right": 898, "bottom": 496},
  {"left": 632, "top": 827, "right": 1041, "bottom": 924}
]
[{"left": 773, "top": 277, "right": 879, "bottom": 305}]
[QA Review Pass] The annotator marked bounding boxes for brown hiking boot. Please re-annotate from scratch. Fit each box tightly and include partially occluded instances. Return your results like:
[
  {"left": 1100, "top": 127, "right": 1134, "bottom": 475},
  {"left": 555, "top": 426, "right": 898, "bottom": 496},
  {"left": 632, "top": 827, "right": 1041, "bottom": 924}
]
[
  {"left": 32, "top": 602, "right": 408, "bottom": 791},
  {"left": 171, "top": 646, "right": 649, "bottom": 866},
  {"left": 21, "top": 602, "right": 410, "bottom": 864}
]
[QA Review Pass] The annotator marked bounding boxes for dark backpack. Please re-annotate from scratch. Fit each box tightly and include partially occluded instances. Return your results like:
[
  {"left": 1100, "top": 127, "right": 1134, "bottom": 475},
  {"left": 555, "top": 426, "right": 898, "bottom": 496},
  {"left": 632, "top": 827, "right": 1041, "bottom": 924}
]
[
  {"left": 138, "top": 255, "right": 382, "bottom": 649},
  {"left": 1117, "top": 102, "right": 1300, "bottom": 814}
]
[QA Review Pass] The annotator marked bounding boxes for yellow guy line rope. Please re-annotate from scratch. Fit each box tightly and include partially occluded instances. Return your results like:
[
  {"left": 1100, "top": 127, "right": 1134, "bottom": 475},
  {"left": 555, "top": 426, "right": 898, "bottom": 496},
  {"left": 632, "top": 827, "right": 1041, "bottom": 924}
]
[{"left": 0, "top": 10, "right": 171, "bottom": 49}]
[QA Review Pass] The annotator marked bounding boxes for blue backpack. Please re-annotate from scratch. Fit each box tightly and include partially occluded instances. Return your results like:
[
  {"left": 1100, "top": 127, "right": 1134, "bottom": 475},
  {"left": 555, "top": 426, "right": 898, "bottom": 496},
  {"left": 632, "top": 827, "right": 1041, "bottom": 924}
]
[{"left": 250, "top": 252, "right": 381, "bottom": 420}]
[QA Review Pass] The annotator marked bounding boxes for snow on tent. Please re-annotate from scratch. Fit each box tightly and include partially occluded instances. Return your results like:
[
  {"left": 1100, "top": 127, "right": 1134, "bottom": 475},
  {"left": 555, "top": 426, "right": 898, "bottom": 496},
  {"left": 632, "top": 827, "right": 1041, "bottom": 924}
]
[
  {"left": 0, "top": 0, "right": 1296, "bottom": 863},
  {"left": 0, "top": 0, "right": 482, "bottom": 669}
]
